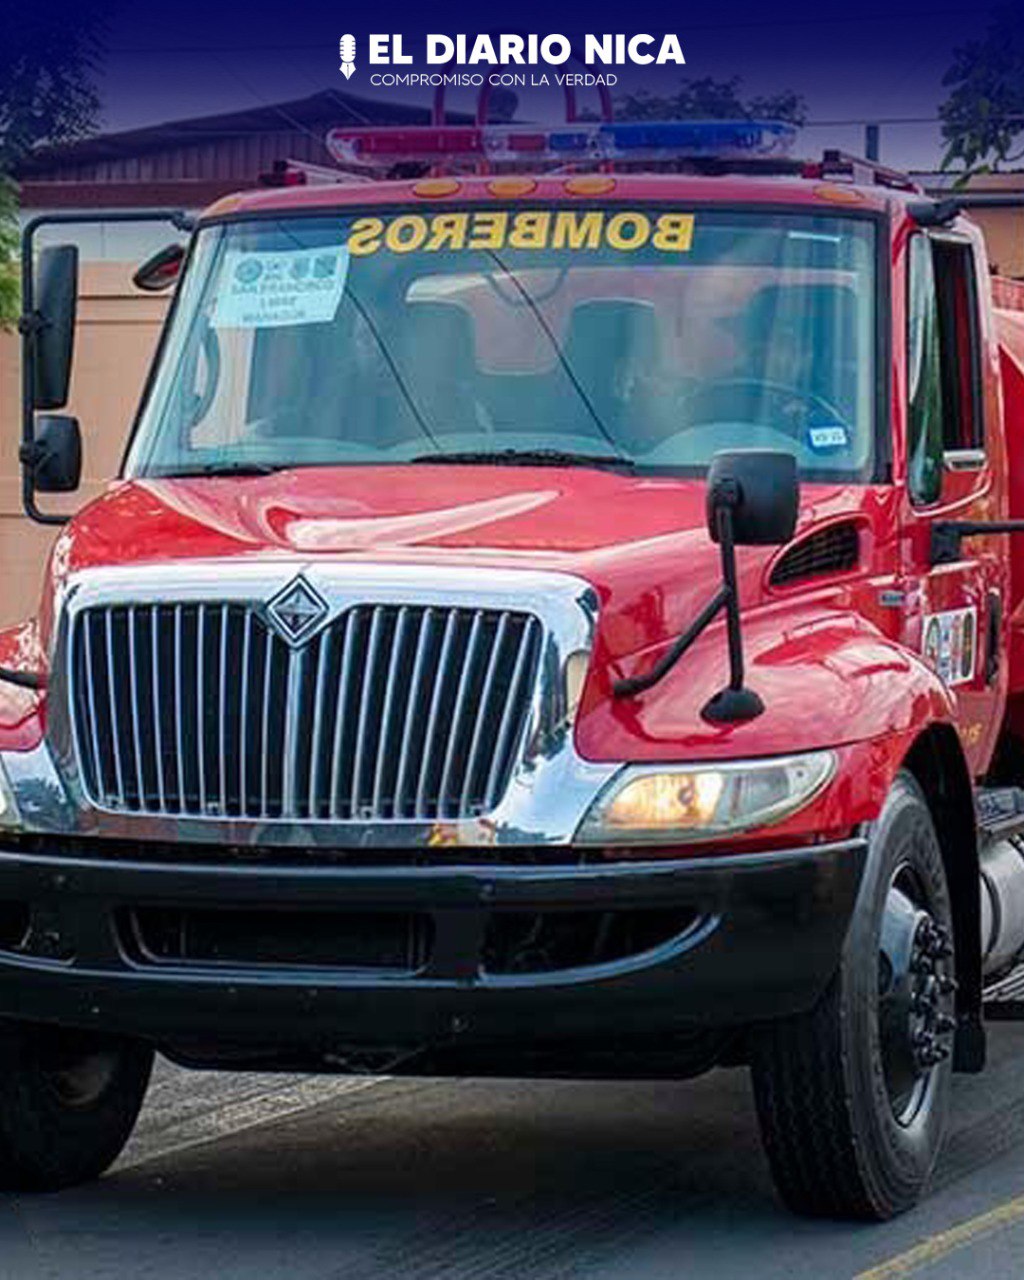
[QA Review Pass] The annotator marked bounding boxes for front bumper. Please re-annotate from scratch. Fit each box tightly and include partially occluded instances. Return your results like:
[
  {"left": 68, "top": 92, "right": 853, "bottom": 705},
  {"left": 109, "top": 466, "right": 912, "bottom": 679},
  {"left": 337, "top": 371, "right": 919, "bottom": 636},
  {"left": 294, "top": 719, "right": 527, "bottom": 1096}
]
[{"left": 0, "top": 837, "right": 866, "bottom": 1061}]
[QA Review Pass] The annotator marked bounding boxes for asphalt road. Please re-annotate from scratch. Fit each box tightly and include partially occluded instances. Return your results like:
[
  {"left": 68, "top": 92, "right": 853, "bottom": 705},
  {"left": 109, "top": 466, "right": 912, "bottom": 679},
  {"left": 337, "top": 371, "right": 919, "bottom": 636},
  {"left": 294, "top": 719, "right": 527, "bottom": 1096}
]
[{"left": 5, "top": 1026, "right": 1024, "bottom": 1280}]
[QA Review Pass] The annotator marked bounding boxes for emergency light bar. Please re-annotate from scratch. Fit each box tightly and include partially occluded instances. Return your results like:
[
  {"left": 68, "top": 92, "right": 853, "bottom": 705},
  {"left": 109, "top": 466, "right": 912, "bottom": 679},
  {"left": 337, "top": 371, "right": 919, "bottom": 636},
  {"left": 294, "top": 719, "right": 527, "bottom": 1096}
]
[{"left": 325, "top": 119, "right": 798, "bottom": 169}]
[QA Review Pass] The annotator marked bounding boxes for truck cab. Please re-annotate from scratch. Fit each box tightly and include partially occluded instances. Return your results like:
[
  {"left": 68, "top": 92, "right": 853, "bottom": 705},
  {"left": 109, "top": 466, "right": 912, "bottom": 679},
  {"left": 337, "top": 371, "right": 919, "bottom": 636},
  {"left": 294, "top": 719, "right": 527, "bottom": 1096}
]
[{"left": 3, "top": 119, "right": 1024, "bottom": 1218}]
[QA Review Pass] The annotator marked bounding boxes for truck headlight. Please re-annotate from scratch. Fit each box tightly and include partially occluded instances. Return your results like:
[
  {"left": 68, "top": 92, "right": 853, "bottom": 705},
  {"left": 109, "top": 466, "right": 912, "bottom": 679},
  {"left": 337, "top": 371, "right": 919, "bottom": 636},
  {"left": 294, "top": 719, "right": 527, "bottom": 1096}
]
[
  {"left": 0, "top": 759, "right": 22, "bottom": 830},
  {"left": 577, "top": 751, "right": 835, "bottom": 846}
]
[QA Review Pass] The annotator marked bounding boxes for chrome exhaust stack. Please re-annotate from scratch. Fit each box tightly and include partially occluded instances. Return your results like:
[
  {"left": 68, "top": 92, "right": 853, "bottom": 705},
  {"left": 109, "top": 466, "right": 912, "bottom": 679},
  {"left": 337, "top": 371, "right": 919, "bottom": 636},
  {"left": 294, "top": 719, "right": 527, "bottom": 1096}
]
[{"left": 980, "top": 833, "right": 1024, "bottom": 979}]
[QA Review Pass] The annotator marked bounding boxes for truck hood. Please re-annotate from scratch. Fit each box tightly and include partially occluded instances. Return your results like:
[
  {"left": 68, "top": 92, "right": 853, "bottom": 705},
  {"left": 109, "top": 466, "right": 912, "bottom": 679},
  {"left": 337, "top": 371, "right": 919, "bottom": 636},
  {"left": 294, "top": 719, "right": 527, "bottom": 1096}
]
[
  {"left": 30, "top": 463, "right": 903, "bottom": 767},
  {"left": 50, "top": 464, "right": 864, "bottom": 667}
]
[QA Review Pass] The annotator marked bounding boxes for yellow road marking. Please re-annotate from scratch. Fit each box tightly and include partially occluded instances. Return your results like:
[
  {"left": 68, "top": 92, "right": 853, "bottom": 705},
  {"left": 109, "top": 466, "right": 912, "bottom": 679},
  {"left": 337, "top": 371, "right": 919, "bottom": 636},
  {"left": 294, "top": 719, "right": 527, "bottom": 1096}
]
[{"left": 855, "top": 1192, "right": 1024, "bottom": 1279}]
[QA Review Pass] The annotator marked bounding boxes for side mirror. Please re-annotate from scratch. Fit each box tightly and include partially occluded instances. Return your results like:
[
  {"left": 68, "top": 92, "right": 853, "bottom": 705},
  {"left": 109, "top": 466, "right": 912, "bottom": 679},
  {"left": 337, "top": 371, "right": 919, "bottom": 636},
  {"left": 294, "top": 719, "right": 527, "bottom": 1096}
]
[
  {"left": 613, "top": 448, "right": 801, "bottom": 721},
  {"left": 706, "top": 449, "right": 799, "bottom": 547},
  {"left": 133, "top": 242, "right": 185, "bottom": 292},
  {"left": 22, "top": 415, "right": 82, "bottom": 493},
  {"left": 32, "top": 245, "right": 79, "bottom": 410}
]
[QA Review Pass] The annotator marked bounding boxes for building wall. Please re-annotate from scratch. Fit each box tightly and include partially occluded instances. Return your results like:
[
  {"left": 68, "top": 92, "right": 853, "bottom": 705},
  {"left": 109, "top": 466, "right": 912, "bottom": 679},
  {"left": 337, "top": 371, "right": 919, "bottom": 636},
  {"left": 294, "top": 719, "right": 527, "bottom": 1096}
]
[
  {"left": 973, "top": 207, "right": 1024, "bottom": 278},
  {"left": 914, "top": 172, "right": 1024, "bottom": 279},
  {"left": 0, "top": 263, "right": 168, "bottom": 627}
]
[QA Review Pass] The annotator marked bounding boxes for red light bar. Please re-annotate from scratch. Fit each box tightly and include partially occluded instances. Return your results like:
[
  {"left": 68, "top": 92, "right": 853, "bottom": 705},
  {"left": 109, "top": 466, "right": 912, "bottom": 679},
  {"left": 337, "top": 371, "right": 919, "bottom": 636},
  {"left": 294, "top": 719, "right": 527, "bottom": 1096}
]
[
  {"left": 506, "top": 133, "right": 548, "bottom": 152},
  {"left": 327, "top": 127, "right": 485, "bottom": 164}
]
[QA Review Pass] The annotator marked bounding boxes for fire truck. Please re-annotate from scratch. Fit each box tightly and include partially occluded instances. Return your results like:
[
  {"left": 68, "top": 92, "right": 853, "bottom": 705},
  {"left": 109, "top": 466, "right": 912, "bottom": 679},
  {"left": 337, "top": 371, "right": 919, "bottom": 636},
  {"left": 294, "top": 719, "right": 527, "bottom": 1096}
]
[{"left": 3, "top": 111, "right": 1024, "bottom": 1220}]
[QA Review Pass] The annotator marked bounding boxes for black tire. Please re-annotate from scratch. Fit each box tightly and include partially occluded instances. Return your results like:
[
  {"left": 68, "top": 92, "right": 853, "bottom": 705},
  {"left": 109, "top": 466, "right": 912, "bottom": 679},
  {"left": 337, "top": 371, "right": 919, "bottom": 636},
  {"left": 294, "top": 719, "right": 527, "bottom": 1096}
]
[
  {"left": 750, "top": 771, "right": 956, "bottom": 1220},
  {"left": 0, "top": 1022, "right": 153, "bottom": 1192}
]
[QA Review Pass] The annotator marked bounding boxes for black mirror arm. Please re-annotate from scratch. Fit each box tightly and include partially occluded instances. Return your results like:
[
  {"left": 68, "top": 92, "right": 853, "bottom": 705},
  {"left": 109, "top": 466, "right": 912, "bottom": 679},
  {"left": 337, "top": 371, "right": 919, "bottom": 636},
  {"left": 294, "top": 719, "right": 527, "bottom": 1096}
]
[
  {"left": 0, "top": 667, "right": 45, "bottom": 691},
  {"left": 931, "top": 520, "right": 1024, "bottom": 565},
  {"left": 18, "top": 439, "right": 43, "bottom": 470},
  {"left": 613, "top": 492, "right": 765, "bottom": 722},
  {"left": 715, "top": 495, "right": 746, "bottom": 692},
  {"left": 701, "top": 491, "right": 766, "bottom": 724},
  {"left": 612, "top": 583, "right": 730, "bottom": 699},
  {"left": 614, "top": 480, "right": 744, "bottom": 699}
]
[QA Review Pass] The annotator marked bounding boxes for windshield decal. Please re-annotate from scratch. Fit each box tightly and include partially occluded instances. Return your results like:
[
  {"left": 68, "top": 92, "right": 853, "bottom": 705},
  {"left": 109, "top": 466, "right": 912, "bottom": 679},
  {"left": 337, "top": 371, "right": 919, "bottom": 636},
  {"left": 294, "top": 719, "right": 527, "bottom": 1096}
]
[
  {"left": 807, "top": 424, "right": 850, "bottom": 452},
  {"left": 347, "top": 210, "right": 695, "bottom": 256},
  {"left": 212, "top": 247, "right": 350, "bottom": 329}
]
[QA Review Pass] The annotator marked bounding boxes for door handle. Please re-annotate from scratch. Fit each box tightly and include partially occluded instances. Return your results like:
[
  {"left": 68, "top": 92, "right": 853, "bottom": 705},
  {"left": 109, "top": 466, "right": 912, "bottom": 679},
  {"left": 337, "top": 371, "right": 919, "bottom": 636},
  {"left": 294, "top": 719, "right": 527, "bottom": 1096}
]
[{"left": 986, "top": 591, "right": 1002, "bottom": 685}]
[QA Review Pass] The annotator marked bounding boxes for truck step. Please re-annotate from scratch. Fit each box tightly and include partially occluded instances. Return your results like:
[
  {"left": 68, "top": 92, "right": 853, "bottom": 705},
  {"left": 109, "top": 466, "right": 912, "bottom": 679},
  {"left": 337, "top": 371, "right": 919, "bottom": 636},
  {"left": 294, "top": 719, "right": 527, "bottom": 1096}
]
[
  {"left": 984, "top": 963, "right": 1024, "bottom": 1021},
  {"left": 976, "top": 786, "right": 1024, "bottom": 837}
]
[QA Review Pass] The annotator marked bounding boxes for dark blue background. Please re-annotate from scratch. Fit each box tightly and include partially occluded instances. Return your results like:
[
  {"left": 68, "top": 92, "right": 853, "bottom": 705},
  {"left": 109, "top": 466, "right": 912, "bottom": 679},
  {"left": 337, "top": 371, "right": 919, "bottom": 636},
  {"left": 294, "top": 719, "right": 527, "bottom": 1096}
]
[{"left": 36, "top": 0, "right": 1010, "bottom": 170}]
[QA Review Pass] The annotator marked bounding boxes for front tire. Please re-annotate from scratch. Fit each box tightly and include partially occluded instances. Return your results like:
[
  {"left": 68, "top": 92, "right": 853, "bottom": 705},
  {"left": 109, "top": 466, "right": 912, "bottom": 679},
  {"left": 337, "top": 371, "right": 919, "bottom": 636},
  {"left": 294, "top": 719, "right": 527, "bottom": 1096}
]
[
  {"left": 0, "top": 1022, "right": 153, "bottom": 1192},
  {"left": 751, "top": 771, "right": 956, "bottom": 1219}
]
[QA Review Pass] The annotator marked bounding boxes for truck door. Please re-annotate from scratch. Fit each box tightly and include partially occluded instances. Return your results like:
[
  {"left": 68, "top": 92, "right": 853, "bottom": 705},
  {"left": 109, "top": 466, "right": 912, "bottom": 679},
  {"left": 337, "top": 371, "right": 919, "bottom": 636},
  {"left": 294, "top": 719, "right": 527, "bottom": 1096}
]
[{"left": 904, "top": 229, "right": 1004, "bottom": 773}]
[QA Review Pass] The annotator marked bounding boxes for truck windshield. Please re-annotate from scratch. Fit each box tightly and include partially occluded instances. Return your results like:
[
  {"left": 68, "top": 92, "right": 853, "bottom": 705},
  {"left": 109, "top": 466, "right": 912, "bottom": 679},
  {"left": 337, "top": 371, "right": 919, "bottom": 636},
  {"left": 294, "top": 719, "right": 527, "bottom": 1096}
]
[{"left": 126, "top": 206, "right": 878, "bottom": 481}]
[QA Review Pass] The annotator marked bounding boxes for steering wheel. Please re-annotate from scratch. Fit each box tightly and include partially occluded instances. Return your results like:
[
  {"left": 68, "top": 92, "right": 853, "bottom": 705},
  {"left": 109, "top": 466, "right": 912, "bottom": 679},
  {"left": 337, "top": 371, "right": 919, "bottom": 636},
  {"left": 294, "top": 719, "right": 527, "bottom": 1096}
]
[
  {"left": 484, "top": 265, "right": 570, "bottom": 307},
  {"left": 680, "top": 377, "right": 851, "bottom": 437},
  {"left": 180, "top": 324, "right": 221, "bottom": 433},
  {"left": 245, "top": 406, "right": 308, "bottom": 441}
]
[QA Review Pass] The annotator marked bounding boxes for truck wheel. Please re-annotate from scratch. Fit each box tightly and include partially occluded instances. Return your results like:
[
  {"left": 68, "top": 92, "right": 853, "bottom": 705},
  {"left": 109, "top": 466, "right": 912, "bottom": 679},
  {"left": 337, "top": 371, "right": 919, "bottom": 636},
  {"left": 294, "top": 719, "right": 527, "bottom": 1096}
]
[
  {"left": 0, "top": 1022, "right": 153, "bottom": 1192},
  {"left": 750, "top": 771, "right": 956, "bottom": 1220}
]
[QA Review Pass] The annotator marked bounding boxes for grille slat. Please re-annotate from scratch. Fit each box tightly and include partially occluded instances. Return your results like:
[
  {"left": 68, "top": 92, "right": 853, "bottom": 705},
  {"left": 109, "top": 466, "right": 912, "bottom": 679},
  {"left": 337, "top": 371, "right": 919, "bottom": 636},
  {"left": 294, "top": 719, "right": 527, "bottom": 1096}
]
[
  {"left": 238, "top": 610, "right": 252, "bottom": 814},
  {"left": 70, "top": 600, "right": 541, "bottom": 823},
  {"left": 151, "top": 605, "right": 166, "bottom": 812},
  {"left": 126, "top": 607, "right": 145, "bottom": 806},
  {"left": 416, "top": 610, "right": 458, "bottom": 820},
  {"left": 487, "top": 616, "right": 539, "bottom": 811},
  {"left": 217, "top": 604, "right": 229, "bottom": 813},
  {"left": 173, "top": 605, "right": 186, "bottom": 811},
  {"left": 104, "top": 611, "right": 126, "bottom": 807},
  {"left": 280, "top": 644, "right": 301, "bottom": 818},
  {"left": 196, "top": 604, "right": 207, "bottom": 814},
  {"left": 438, "top": 611, "right": 483, "bottom": 819},
  {"left": 352, "top": 606, "right": 384, "bottom": 820},
  {"left": 329, "top": 614, "right": 357, "bottom": 820},
  {"left": 373, "top": 606, "right": 410, "bottom": 819},
  {"left": 259, "top": 630, "right": 274, "bottom": 819},
  {"left": 79, "top": 617, "right": 104, "bottom": 800},
  {"left": 307, "top": 629, "right": 331, "bottom": 819},
  {"left": 462, "top": 612, "right": 509, "bottom": 816},
  {"left": 394, "top": 608, "right": 433, "bottom": 820}
]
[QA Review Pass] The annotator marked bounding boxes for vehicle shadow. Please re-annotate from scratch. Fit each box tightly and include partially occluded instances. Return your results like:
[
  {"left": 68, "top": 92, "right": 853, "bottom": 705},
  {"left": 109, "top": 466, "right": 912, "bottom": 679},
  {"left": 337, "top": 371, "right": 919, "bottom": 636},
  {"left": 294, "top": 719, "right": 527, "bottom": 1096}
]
[{"left": 8, "top": 1026, "right": 1024, "bottom": 1280}]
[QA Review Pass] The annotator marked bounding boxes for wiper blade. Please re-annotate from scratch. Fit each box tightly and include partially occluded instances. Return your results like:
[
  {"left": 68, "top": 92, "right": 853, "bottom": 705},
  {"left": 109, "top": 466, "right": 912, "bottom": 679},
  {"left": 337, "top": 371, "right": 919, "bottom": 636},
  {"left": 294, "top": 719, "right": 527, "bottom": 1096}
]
[
  {"left": 153, "top": 461, "right": 283, "bottom": 478},
  {"left": 410, "top": 448, "right": 635, "bottom": 472}
]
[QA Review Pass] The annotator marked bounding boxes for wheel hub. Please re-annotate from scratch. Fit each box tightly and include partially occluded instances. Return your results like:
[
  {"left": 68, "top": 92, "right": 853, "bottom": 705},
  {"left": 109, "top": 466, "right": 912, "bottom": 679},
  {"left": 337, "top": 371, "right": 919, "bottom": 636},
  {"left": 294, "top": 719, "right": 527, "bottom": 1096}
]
[{"left": 878, "top": 880, "right": 956, "bottom": 1125}]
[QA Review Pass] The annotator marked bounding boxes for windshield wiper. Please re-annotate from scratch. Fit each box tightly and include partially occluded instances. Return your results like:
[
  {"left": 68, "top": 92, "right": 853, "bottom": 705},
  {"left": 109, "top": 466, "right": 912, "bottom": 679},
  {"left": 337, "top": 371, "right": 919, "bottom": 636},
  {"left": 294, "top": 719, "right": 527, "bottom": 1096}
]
[
  {"left": 410, "top": 448, "right": 635, "bottom": 472},
  {"left": 151, "top": 461, "right": 283, "bottom": 479}
]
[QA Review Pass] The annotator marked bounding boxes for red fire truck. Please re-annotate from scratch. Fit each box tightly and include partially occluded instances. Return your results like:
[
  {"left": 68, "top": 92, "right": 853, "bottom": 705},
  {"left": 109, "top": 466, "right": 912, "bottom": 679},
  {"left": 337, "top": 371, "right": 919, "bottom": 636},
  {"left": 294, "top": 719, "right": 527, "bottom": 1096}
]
[{"left": 3, "top": 116, "right": 1024, "bottom": 1219}]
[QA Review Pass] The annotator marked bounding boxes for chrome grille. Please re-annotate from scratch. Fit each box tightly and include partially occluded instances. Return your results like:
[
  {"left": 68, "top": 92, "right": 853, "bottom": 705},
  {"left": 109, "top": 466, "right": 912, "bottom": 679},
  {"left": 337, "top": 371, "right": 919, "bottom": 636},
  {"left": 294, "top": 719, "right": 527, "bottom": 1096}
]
[{"left": 69, "top": 602, "right": 542, "bottom": 821}]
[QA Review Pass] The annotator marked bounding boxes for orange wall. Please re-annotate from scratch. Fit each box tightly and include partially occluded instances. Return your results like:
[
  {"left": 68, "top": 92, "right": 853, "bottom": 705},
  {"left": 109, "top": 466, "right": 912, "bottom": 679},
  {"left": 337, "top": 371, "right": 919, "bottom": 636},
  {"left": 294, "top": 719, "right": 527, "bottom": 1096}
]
[
  {"left": 975, "top": 208, "right": 1024, "bottom": 279},
  {"left": 0, "top": 264, "right": 168, "bottom": 626}
]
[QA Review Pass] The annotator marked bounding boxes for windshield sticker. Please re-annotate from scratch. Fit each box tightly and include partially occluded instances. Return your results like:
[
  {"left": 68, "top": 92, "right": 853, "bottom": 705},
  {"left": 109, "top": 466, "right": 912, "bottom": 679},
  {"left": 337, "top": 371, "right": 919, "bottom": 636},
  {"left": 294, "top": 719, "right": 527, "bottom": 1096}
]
[
  {"left": 807, "top": 424, "right": 850, "bottom": 451},
  {"left": 922, "top": 607, "right": 977, "bottom": 687},
  {"left": 212, "top": 247, "right": 350, "bottom": 329},
  {"left": 346, "top": 210, "right": 695, "bottom": 256}
]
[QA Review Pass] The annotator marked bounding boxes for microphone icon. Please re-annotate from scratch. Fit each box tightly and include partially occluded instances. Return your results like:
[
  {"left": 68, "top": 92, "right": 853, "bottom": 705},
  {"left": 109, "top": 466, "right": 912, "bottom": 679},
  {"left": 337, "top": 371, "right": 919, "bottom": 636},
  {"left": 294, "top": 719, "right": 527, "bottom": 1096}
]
[{"left": 339, "top": 35, "right": 356, "bottom": 79}]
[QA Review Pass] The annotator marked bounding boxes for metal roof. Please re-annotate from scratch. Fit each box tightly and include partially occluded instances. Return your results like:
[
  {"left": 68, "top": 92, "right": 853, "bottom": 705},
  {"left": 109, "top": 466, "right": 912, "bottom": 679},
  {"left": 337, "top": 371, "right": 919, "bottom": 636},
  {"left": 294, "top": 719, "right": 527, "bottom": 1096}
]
[{"left": 15, "top": 91, "right": 472, "bottom": 184}]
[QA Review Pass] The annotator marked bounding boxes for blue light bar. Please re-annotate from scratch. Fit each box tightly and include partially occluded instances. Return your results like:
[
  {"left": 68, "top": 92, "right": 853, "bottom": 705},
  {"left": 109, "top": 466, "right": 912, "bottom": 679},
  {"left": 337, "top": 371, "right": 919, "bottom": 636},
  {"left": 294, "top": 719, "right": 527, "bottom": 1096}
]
[
  {"left": 601, "top": 120, "right": 797, "bottom": 158},
  {"left": 547, "top": 131, "right": 593, "bottom": 153}
]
